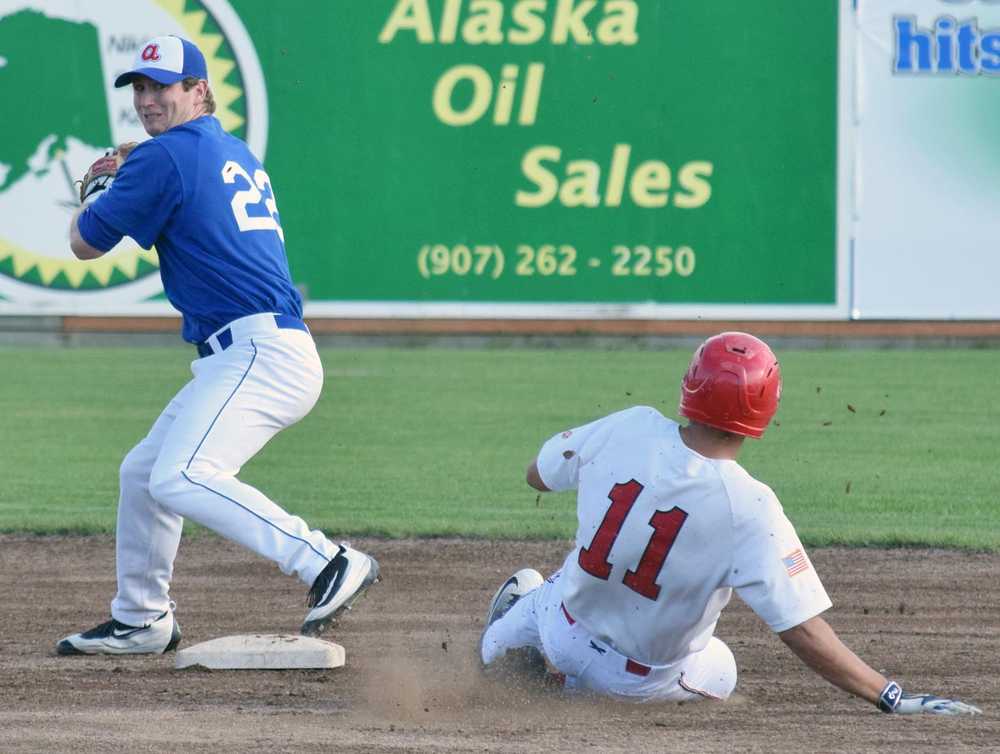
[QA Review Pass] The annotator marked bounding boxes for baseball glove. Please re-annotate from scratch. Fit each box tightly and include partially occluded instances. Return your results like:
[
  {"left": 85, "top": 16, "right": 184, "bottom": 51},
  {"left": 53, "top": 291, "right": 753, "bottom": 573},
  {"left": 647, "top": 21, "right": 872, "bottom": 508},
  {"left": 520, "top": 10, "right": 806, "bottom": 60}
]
[{"left": 78, "top": 142, "right": 138, "bottom": 205}]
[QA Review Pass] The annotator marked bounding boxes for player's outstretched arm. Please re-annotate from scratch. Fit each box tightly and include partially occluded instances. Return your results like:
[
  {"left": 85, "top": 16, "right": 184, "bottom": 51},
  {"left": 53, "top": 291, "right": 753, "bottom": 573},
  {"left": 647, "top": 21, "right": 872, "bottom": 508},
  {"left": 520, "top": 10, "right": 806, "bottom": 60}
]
[
  {"left": 779, "top": 615, "right": 981, "bottom": 715},
  {"left": 779, "top": 615, "right": 886, "bottom": 703}
]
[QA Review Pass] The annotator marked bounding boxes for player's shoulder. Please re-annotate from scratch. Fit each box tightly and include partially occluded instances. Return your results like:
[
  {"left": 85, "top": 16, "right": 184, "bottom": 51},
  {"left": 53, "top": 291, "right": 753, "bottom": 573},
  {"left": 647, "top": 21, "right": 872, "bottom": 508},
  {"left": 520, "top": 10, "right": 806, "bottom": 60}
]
[
  {"left": 116, "top": 137, "right": 174, "bottom": 181},
  {"left": 594, "top": 405, "right": 676, "bottom": 444},
  {"left": 126, "top": 136, "right": 168, "bottom": 160},
  {"left": 157, "top": 119, "right": 200, "bottom": 143},
  {"left": 154, "top": 117, "right": 259, "bottom": 173},
  {"left": 569, "top": 405, "right": 673, "bottom": 455},
  {"left": 142, "top": 124, "right": 199, "bottom": 167},
  {"left": 615, "top": 405, "right": 675, "bottom": 430},
  {"left": 154, "top": 116, "right": 229, "bottom": 151},
  {"left": 717, "top": 462, "right": 782, "bottom": 516}
]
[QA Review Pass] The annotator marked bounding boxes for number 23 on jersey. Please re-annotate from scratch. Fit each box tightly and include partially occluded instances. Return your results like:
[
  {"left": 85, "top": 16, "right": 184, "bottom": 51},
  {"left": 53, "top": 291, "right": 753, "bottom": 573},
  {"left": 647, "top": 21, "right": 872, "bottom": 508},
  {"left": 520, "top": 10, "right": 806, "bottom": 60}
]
[
  {"left": 222, "top": 160, "right": 284, "bottom": 242},
  {"left": 578, "top": 479, "right": 689, "bottom": 601}
]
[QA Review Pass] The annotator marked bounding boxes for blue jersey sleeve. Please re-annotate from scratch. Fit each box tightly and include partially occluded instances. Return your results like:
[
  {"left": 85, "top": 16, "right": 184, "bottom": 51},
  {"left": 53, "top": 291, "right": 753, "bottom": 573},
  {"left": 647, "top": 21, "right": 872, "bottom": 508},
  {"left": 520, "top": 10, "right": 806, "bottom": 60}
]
[
  {"left": 88, "top": 142, "right": 182, "bottom": 250},
  {"left": 77, "top": 205, "right": 124, "bottom": 252}
]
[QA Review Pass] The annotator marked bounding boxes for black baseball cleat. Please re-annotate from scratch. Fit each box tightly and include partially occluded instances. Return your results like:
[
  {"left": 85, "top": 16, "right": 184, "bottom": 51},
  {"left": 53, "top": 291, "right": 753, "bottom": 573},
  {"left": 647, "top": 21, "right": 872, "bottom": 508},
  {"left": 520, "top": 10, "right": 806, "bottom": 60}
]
[
  {"left": 301, "top": 544, "right": 380, "bottom": 637},
  {"left": 57, "top": 608, "right": 181, "bottom": 655}
]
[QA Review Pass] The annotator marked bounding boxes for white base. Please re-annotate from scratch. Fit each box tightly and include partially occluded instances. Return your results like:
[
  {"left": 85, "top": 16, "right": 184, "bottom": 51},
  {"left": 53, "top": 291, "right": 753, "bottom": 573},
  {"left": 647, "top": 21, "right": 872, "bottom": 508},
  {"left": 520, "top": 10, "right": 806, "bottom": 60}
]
[{"left": 174, "top": 634, "right": 345, "bottom": 670}]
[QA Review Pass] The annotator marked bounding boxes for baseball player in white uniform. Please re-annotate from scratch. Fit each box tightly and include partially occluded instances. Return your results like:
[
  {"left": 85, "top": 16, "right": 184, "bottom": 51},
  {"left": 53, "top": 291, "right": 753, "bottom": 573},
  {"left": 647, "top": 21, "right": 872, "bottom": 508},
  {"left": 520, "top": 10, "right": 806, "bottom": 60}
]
[
  {"left": 482, "top": 332, "right": 980, "bottom": 715},
  {"left": 56, "top": 36, "right": 378, "bottom": 655}
]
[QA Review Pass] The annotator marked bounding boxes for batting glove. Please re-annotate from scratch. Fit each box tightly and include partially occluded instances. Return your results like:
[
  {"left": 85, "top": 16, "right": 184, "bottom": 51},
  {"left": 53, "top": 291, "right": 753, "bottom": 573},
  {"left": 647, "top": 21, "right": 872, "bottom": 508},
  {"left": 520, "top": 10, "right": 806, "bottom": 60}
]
[{"left": 878, "top": 680, "right": 982, "bottom": 716}]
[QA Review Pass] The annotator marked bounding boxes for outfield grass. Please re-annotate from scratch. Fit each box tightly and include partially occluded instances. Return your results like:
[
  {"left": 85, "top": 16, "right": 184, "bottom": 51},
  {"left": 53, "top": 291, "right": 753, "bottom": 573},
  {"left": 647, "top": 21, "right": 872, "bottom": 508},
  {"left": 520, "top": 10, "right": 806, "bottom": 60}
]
[{"left": 2, "top": 347, "right": 998, "bottom": 549}]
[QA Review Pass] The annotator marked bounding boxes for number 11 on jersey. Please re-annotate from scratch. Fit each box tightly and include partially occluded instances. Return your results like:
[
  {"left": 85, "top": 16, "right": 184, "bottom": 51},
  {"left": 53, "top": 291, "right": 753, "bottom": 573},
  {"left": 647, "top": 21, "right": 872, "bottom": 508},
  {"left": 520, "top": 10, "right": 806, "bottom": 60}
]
[{"left": 578, "top": 479, "right": 688, "bottom": 601}]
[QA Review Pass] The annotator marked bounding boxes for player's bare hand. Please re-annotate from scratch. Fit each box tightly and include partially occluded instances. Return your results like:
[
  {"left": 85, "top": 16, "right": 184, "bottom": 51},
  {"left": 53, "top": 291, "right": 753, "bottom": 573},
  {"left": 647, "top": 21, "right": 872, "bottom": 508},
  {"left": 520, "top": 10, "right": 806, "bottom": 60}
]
[
  {"left": 879, "top": 681, "right": 982, "bottom": 716},
  {"left": 77, "top": 142, "right": 139, "bottom": 205}
]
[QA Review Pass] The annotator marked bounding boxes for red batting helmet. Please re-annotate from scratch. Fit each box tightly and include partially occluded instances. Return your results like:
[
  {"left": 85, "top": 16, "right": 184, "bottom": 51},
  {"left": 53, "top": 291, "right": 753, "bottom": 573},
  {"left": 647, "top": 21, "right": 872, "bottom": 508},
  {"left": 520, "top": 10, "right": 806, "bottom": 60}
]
[{"left": 678, "top": 332, "right": 781, "bottom": 439}]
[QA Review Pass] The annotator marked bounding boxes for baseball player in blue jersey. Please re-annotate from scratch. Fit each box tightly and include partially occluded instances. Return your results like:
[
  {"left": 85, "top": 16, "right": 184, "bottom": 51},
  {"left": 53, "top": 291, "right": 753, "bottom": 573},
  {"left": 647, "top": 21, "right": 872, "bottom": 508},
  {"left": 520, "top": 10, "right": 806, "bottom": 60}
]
[{"left": 57, "top": 35, "right": 379, "bottom": 655}]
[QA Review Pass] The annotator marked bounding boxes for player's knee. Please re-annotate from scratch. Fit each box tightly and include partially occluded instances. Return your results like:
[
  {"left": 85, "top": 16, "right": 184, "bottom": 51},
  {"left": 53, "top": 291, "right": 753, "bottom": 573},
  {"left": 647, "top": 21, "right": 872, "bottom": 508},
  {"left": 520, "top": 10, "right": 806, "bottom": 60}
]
[
  {"left": 119, "top": 447, "right": 152, "bottom": 493},
  {"left": 149, "top": 460, "right": 221, "bottom": 512},
  {"left": 704, "top": 637, "right": 738, "bottom": 700},
  {"left": 148, "top": 463, "right": 192, "bottom": 510},
  {"left": 148, "top": 468, "right": 178, "bottom": 507},
  {"left": 677, "top": 637, "right": 738, "bottom": 702}
]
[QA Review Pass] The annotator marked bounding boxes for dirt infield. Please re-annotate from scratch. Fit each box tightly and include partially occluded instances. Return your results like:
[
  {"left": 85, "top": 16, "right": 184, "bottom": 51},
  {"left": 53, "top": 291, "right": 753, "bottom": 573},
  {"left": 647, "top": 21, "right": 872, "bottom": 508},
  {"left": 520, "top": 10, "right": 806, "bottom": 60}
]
[{"left": 1, "top": 536, "right": 996, "bottom": 753}]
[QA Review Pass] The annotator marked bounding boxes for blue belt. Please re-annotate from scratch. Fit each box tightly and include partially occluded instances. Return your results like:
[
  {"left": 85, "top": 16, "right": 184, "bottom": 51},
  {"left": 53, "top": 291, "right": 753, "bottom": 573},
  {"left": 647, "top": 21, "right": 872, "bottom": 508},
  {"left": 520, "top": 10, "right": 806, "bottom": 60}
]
[{"left": 196, "top": 313, "right": 308, "bottom": 358}]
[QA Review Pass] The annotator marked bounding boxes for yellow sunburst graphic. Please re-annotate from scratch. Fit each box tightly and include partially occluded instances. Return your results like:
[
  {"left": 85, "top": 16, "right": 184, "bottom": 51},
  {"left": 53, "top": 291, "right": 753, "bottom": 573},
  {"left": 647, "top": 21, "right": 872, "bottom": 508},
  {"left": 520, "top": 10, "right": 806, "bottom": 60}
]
[{"left": 0, "top": 239, "right": 159, "bottom": 289}]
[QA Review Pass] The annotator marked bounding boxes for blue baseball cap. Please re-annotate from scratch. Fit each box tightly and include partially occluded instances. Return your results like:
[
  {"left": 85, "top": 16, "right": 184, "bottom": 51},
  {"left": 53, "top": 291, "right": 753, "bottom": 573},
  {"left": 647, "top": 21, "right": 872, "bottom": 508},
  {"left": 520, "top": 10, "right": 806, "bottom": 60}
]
[{"left": 114, "top": 35, "right": 208, "bottom": 88}]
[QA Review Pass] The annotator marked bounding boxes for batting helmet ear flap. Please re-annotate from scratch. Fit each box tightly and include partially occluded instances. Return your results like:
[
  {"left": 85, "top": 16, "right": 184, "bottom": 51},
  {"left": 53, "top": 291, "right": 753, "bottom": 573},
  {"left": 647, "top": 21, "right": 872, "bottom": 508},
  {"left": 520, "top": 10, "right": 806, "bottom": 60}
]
[{"left": 678, "top": 332, "right": 781, "bottom": 439}]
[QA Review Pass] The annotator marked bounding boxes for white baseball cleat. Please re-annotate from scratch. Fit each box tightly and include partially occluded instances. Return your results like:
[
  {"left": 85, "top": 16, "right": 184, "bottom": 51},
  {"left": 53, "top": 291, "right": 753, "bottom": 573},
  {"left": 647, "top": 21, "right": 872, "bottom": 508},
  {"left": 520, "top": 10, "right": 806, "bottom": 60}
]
[
  {"left": 480, "top": 568, "right": 547, "bottom": 675},
  {"left": 57, "top": 608, "right": 181, "bottom": 655},
  {"left": 485, "top": 568, "right": 545, "bottom": 629},
  {"left": 301, "top": 544, "right": 380, "bottom": 637}
]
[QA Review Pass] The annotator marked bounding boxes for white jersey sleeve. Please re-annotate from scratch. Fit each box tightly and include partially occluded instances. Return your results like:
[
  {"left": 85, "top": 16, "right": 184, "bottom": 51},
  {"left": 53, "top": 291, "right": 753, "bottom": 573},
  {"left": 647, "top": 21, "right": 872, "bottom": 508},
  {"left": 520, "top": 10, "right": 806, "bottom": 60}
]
[
  {"left": 726, "top": 477, "right": 832, "bottom": 633},
  {"left": 535, "top": 409, "right": 631, "bottom": 492}
]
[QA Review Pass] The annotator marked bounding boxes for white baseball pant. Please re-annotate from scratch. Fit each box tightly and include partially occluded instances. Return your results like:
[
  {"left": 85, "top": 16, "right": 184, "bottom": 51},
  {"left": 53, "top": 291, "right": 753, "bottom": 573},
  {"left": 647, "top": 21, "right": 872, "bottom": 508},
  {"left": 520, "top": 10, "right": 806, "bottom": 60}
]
[
  {"left": 110, "top": 313, "right": 340, "bottom": 626},
  {"left": 482, "top": 571, "right": 738, "bottom": 702}
]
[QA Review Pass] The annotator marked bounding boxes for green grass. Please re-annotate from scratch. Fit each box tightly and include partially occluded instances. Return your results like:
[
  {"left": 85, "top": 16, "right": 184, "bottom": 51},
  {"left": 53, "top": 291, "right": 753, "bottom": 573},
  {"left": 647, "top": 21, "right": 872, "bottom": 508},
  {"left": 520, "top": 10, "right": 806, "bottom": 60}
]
[{"left": 2, "top": 347, "right": 998, "bottom": 549}]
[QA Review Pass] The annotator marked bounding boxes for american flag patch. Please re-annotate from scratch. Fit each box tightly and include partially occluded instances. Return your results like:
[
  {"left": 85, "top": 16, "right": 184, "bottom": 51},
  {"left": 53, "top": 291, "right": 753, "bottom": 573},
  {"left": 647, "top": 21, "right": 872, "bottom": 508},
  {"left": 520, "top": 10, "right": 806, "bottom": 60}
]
[{"left": 782, "top": 549, "right": 810, "bottom": 577}]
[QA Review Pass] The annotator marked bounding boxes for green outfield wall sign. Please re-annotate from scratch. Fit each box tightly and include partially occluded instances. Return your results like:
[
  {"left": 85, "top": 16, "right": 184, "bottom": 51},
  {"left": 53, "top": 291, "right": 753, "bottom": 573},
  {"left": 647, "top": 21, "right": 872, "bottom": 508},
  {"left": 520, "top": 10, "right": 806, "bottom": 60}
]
[{"left": 0, "top": 1, "right": 842, "bottom": 317}]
